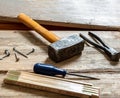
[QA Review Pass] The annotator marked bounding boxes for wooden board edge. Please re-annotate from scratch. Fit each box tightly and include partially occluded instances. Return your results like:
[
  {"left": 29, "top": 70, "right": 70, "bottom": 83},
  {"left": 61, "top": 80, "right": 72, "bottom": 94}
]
[{"left": 0, "top": 16, "right": 119, "bottom": 31}]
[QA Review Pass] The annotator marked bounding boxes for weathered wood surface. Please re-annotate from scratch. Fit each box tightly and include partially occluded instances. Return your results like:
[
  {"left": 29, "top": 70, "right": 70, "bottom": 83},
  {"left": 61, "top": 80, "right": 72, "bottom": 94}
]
[
  {"left": 0, "top": 30, "right": 119, "bottom": 71},
  {"left": 1, "top": 0, "right": 120, "bottom": 30},
  {"left": 0, "top": 30, "right": 120, "bottom": 98}
]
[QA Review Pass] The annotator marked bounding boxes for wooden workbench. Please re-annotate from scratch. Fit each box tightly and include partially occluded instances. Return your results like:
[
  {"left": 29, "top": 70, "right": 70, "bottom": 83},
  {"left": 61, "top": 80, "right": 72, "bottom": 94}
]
[{"left": 0, "top": 30, "right": 120, "bottom": 98}]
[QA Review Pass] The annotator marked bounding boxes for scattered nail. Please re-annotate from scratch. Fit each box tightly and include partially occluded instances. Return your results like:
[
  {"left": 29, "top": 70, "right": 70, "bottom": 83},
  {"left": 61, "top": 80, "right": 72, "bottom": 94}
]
[
  {"left": 26, "top": 48, "right": 35, "bottom": 55},
  {"left": 13, "top": 47, "right": 28, "bottom": 58},
  {"left": 1, "top": 50, "right": 10, "bottom": 59},
  {"left": 14, "top": 53, "right": 20, "bottom": 62}
]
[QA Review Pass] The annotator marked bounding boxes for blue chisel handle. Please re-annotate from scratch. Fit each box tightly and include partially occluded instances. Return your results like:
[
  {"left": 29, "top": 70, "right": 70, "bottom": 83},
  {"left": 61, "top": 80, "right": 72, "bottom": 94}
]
[{"left": 33, "top": 63, "right": 66, "bottom": 77}]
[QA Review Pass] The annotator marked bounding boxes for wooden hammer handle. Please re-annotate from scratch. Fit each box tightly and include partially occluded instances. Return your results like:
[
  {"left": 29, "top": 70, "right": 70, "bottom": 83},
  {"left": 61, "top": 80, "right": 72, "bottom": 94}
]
[{"left": 17, "top": 13, "right": 60, "bottom": 43}]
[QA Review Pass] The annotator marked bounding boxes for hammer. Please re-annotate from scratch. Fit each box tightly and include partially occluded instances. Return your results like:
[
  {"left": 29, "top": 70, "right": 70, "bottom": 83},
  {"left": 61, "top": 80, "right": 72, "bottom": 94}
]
[{"left": 17, "top": 13, "right": 84, "bottom": 62}]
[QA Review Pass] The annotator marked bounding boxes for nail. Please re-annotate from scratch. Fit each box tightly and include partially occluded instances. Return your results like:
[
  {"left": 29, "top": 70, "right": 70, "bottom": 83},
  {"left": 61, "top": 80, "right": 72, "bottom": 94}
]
[
  {"left": 26, "top": 48, "right": 35, "bottom": 55},
  {"left": 0, "top": 50, "right": 10, "bottom": 60},
  {"left": 13, "top": 48, "right": 28, "bottom": 58},
  {"left": 2, "top": 50, "right": 10, "bottom": 59},
  {"left": 14, "top": 53, "right": 20, "bottom": 62}
]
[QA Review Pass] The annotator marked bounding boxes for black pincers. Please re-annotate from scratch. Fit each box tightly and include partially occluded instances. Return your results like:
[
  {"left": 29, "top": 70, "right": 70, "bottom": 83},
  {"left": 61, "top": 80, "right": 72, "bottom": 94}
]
[{"left": 80, "top": 32, "right": 120, "bottom": 61}]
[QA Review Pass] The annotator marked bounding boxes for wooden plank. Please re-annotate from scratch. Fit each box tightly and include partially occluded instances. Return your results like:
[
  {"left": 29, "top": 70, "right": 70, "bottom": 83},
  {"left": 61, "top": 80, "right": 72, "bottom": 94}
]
[
  {"left": 4, "top": 71, "right": 99, "bottom": 98},
  {"left": 0, "top": 0, "right": 120, "bottom": 30},
  {"left": 0, "top": 23, "right": 84, "bottom": 30},
  {"left": 0, "top": 30, "right": 119, "bottom": 72}
]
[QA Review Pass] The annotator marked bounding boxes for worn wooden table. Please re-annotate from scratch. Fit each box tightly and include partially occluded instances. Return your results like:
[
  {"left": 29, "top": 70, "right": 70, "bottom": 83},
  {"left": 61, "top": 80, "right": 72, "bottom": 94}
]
[{"left": 0, "top": 30, "right": 120, "bottom": 98}]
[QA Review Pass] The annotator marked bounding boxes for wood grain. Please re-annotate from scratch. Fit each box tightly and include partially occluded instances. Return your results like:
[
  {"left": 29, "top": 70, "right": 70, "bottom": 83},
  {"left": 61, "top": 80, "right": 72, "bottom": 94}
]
[
  {"left": 0, "top": 30, "right": 119, "bottom": 98},
  {"left": 1, "top": 73, "right": 120, "bottom": 98},
  {"left": 4, "top": 71, "right": 99, "bottom": 98},
  {"left": 0, "top": 30, "right": 119, "bottom": 72},
  {"left": 0, "top": 23, "right": 84, "bottom": 30},
  {"left": 0, "top": 0, "right": 120, "bottom": 30}
]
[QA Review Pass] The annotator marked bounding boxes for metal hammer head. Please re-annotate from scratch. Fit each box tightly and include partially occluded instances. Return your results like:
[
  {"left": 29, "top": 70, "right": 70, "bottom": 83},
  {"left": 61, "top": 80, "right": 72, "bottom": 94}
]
[{"left": 48, "top": 34, "right": 84, "bottom": 62}]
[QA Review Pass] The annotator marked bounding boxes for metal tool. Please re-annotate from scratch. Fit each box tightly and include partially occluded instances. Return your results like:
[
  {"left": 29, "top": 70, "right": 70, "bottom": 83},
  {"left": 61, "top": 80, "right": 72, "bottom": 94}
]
[
  {"left": 14, "top": 53, "right": 20, "bottom": 62},
  {"left": 3, "top": 50, "right": 10, "bottom": 58},
  {"left": 13, "top": 47, "right": 28, "bottom": 58},
  {"left": 0, "top": 50, "right": 10, "bottom": 60},
  {"left": 18, "top": 13, "right": 84, "bottom": 62},
  {"left": 26, "top": 48, "right": 35, "bottom": 55},
  {"left": 80, "top": 32, "right": 120, "bottom": 61},
  {"left": 33, "top": 63, "right": 100, "bottom": 80}
]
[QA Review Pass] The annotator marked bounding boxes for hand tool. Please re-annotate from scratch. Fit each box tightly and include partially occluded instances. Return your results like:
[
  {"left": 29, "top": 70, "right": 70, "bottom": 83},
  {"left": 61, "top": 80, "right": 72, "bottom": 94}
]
[
  {"left": 17, "top": 13, "right": 84, "bottom": 62},
  {"left": 33, "top": 63, "right": 100, "bottom": 80},
  {"left": 4, "top": 71, "right": 100, "bottom": 98},
  {"left": 13, "top": 47, "right": 28, "bottom": 58},
  {"left": 80, "top": 32, "right": 120, "bottom": 61}
]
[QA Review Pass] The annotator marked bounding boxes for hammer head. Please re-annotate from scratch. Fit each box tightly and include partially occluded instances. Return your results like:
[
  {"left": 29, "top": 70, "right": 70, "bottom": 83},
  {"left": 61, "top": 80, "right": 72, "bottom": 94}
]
[{"left": 48, "top": 34, "right": 84, "bottom": 62}]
